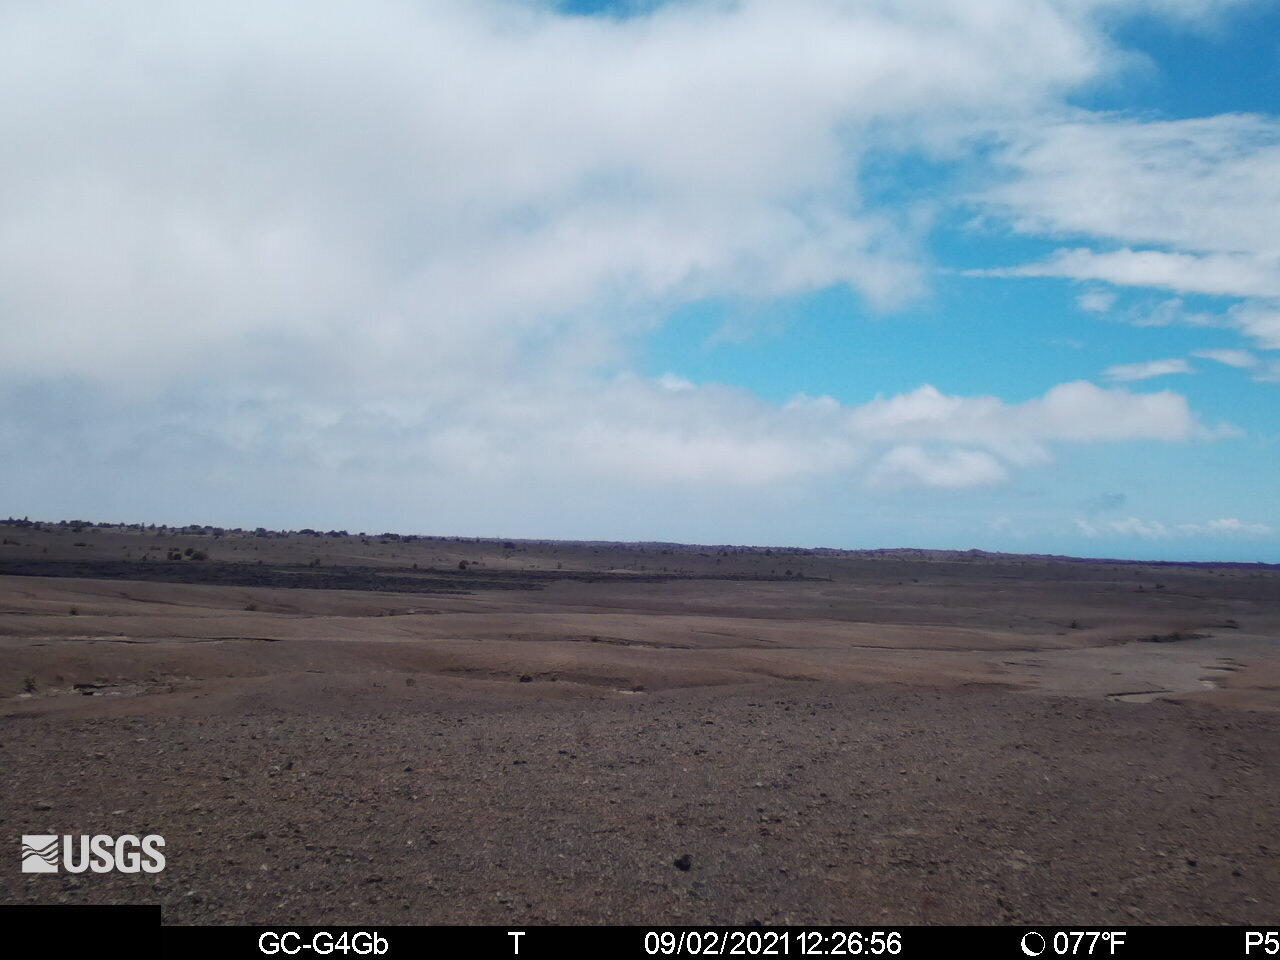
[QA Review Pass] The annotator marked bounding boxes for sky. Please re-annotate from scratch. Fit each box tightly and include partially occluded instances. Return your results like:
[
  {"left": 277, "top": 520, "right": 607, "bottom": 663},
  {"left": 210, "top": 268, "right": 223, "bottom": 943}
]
[{"left": 1, "top": 0, "right": 1277, "bottom": 561}]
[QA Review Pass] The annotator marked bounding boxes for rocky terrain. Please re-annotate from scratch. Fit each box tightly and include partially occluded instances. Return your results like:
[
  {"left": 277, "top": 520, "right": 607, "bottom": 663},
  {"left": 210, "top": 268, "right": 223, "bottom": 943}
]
[{"left": 2, "top": 519, "right": 1278, "bottom": 923}]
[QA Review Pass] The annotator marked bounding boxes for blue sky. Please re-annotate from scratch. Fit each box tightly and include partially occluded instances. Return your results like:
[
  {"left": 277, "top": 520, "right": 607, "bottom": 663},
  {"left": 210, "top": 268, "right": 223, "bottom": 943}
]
[{"left": 1, "top": 0, "right": 1277, "bottom": 561}]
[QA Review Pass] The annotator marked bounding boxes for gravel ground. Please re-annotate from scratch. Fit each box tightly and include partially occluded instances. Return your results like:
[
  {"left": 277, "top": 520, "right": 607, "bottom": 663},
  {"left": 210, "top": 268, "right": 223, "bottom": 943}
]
[{"left": 4, "top": 677, "right": 1277, "bottom": 925}]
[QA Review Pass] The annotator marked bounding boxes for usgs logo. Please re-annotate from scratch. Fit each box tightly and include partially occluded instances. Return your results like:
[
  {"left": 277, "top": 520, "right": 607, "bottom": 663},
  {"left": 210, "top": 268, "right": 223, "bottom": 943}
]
[{"left": 21, "top": 834, "right": 165, "bottom": 874}]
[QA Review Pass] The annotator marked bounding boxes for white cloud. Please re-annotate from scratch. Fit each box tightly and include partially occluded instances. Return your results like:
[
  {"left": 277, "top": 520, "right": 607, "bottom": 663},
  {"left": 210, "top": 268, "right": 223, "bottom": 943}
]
[
  {"left": 870, "top": 446, "right": 1008, "bottom": 489},
  {"left": 1188, "top": 517, "right": 1273, "bottom": 536},
  {"left": 1074, "top": 516, "right": 1168, "bottom": 539},
  {"left": 1101, "top": 357, "right": 1193, "bottom": 382},
  {"left": 846, "top": 379, "right": 1217, "bottom": 448},
  {"left": 1231, "top": 301, "right": 1280, "bottom": 349},
  {"left": 1129, "top": 298, "right": 1222, "bottom": 329},
  {"left": 655, "top": 373, "right": 696, "bottom": 392},
  {"left": 1191, "top": 348, "right": 1257, "bottom": 368},
  {"left": 1076, "top": 516, "right": 1271, "bottom": 539},
  {"left": 5, "top": 1, "right": 1256, "bottom": 394},
  {"left": 476, "top": 376, "right": 1219, "bottom": 489},
  {"left": 0, "top": 373, "right": 1221, "bottom": 506},
  {"left": 984, "top": 113, "right": 1280, "bottom": 270},
  {"left": 0, "top": 0, "right": 1135, "bottom": 392},
  {"left": 981, "top": 112, "right": 1280, "bottom": 362},
  {"left": 0, "top": 0, "right": 1255, "bottom": 538},
  {"left": 989, "top": 248, "right": 1280, "bottom": 299},
  {"left": 1111, "top": 517, "right": 1171, "bottom": 539},
  {"left": 1077, "top": 289, "right": 1116, "bottom": 313}
]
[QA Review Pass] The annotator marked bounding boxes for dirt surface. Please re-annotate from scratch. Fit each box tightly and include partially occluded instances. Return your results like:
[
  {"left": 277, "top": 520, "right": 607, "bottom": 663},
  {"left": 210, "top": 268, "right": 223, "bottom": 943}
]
[{"left": 2, "top": 520, "right": 1279, "bottom": 924}]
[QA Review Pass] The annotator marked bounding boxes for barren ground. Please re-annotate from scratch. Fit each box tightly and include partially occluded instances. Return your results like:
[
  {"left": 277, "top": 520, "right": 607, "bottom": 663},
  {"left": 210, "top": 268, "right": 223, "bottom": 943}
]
[{"left": 2, "top": 522, "right": 1278, "bottom": 924}]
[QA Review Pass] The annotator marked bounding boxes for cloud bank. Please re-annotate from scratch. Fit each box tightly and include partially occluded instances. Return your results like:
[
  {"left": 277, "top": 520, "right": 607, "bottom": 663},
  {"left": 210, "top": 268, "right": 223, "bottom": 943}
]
[
  {"left": 982, "top": 111, "right": 1280, "bottom": 353},
  {"left": 0, "top": 0, "right": 1262, "bottom": 545}
]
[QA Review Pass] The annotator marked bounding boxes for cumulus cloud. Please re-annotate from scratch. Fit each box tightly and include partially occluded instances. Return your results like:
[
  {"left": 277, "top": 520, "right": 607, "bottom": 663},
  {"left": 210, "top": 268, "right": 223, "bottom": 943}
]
[
  {"left": 845, "top": 380, "right": 1216, "bottom": 447},
  {"left": 0, "top": 373, "right": 1221, "bottom": 518},
  {"left": 0, "top": 0, "right": 1132, "bottom": 391},
  {"left": 556, "top": 377, "right": 1219, "bottom": 490},
  {"left": 0, "top": 0, "right": 1257, "bottom": 539},
  {"left": 338, "top": 376, "right": 1224, "bottom": 488},
  {"left": 870, "top": 446, "right": 1007, "bottom": 489},
  {"left": 1101, "top": 357, "right": 1193, "bottom": 382}
]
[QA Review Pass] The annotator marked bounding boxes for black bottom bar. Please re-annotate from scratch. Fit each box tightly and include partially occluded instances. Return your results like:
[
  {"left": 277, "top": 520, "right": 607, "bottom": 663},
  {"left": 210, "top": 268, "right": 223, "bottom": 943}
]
[
  {"left": 164, "top": 924, "right": 1280, "bottom": 959},
  {"left": 2, "top": 908, "right": 1276, "bottom": 959}
]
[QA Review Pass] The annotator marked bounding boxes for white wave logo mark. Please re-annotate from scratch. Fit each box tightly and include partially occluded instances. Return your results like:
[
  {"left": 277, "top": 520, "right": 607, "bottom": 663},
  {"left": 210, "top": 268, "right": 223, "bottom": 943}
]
[
  {"left": 19, "top": 834, "right": 166, "bottom": 873},
  {"left": 21, "top": 835, "right": 59, "bottom": 873}
]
